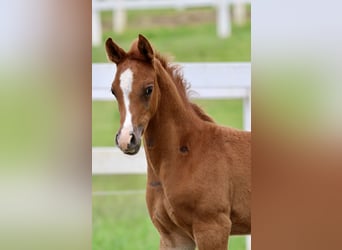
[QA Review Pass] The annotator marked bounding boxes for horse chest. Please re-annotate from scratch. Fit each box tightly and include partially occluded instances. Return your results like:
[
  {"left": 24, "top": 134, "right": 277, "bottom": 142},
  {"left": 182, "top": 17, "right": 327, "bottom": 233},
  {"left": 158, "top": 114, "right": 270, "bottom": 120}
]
[
  {"left": 147, "top": 151, "right": 190, "bottom": 179},
  {"left": 162, "top": 186, "right": 195, "bottom": 231},
  {"left": 162, "top": 193, "right": 179, "bottom": 224}
]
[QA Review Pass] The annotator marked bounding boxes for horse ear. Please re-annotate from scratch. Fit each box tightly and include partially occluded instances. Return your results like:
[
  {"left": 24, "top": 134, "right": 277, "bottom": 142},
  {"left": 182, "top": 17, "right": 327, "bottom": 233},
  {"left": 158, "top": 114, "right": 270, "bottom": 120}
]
[
  {"left": 138, "top": 34, "right": 154, "bottom": 61},
  {"left": 105, "top": 37, "right": 126, "bottom": 64}
]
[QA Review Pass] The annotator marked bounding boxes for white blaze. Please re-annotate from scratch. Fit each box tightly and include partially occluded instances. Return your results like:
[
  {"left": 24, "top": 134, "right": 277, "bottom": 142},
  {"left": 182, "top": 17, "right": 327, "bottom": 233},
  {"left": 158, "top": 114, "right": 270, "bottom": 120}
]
[{"left": 120, "top": 68, "right": 134, "bottom": 133}]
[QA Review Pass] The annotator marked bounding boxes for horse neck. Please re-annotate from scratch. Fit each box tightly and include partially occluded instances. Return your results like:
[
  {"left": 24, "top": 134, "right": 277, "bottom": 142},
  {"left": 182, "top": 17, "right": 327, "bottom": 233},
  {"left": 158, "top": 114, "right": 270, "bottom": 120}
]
[{"left": 144, "top": 63, "right": 200, "bottom": 154}]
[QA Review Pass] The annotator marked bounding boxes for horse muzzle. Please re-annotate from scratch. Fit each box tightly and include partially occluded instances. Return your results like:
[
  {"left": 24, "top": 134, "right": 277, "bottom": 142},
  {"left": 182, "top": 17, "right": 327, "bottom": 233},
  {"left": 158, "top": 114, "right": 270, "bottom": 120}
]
[{"left": 115, "top": 127, "right": 142, "bottom": 155}]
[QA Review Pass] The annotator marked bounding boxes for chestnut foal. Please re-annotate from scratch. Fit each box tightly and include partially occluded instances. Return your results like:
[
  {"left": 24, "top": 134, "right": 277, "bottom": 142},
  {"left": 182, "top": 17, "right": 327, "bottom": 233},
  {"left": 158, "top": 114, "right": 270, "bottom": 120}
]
[{"left": 105, "top": 34, "right": 251, "bottom": 250}]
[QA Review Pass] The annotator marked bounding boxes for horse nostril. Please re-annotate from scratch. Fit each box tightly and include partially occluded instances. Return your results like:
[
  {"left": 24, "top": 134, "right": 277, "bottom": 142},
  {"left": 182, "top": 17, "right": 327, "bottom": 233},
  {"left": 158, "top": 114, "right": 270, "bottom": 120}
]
[{"left": 129, "top": 132, "right": 137, "bottom": 146}]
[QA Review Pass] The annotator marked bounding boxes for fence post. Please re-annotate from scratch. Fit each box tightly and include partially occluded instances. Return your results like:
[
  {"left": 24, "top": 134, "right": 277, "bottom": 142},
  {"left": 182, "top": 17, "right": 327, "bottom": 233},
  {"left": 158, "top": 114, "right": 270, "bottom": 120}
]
[
  {"left": 246, "top": 235, "right": 251, "bottom": 250},
  {"left": 243, "top": 89, "right": 251, "bottom": 131},
  {"left": 92, "top": 9, "right": 102, "bottom": 47},
  {"left": 216, "top": 0, "right": 231, "bottom": 38},
  {"left": 233, "top": 1, "right": 247, "bottom": 26},
  {"left": 113, "top": 0, "right": 126, "bottom": 34},
  {"left": 175, "top": 0, "right": 186, "bottom": 11}
]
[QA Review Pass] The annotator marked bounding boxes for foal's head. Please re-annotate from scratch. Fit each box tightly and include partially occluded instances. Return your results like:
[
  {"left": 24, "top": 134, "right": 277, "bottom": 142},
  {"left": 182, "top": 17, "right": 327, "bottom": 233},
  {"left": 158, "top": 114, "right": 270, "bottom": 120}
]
[{"left": 105, "top": 35, "right": 160, "bottom": 155}]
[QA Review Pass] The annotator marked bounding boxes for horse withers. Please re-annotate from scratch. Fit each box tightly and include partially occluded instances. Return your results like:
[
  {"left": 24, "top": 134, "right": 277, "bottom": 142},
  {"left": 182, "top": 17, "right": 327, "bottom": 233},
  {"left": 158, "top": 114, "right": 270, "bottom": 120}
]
[{"left": 105, "top": 34, "right": 251, "bottom": 250}]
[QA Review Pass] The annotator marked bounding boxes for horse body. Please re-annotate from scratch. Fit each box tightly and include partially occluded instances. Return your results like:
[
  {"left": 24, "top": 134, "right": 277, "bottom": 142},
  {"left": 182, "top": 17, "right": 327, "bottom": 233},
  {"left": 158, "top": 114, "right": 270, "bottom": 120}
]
[
  {"left": 105, "top": 34, "right": 251, "bottom": 249},
  {"left": 144, "top": 63, "right": 251, "bottom": 248}
]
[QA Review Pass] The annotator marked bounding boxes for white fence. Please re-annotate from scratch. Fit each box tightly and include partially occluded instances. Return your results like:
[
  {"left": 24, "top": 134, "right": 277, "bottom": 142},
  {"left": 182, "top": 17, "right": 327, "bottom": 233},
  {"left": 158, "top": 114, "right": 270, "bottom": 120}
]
[{"left": 92, "top": 0, "right": 250, "bottom": 46}]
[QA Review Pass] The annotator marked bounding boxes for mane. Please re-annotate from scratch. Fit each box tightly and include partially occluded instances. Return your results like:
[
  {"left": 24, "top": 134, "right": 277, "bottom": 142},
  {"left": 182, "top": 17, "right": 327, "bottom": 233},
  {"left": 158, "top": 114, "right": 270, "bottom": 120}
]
[{"left": 154, "top": 52, "right": 215, "bottom": 123}]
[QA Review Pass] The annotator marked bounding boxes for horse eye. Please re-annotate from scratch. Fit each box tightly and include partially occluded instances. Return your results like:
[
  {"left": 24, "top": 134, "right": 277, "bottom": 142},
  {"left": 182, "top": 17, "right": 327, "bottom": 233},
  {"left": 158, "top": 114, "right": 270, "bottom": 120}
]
[{"left": 145, "top": 85, "right": 153, "bottom": 97}]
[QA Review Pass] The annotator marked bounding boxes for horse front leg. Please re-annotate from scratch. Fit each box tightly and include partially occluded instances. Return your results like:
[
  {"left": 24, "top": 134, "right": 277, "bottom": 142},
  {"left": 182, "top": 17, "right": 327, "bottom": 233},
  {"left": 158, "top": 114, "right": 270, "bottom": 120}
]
[
  {"left": 193, "top": 215, "right": 232, "bottom": 250},
  {"left": 159, "top": 230, "right": 196, "bottom": 250},
  {"left": 145, "top": 174, "right": 195, "bottom": 249},
  {"left": 153, "top": 203, "right": 195, "bottom": 250}
]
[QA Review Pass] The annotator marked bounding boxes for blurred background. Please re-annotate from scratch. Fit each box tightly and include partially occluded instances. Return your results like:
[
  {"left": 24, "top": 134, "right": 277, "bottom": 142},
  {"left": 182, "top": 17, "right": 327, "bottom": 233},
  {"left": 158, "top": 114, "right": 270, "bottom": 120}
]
[{"left": 92, "top": 1, "right": 251, "bottom": 250}]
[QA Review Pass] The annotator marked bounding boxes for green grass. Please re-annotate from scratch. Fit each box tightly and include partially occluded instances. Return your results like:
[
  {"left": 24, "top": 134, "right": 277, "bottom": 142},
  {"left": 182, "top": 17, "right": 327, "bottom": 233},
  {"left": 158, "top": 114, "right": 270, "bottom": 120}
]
[
  {"left": 92, "top": 99, "right": 243, "bottom": 147},
  {"left": 92, "top": 8, "right": 251, "bottom": 62},
  {"left": 92, "top": 23, "right": 251, "bottom": 62},
  {"left": 93, "top": 174, "right": 147, "bottom": 191},
  {"left": 93, "top": 193, "right": 158, "bottom": 250},
  {"left": 92, "top": 175, "right": 158, "bottom": 249}
]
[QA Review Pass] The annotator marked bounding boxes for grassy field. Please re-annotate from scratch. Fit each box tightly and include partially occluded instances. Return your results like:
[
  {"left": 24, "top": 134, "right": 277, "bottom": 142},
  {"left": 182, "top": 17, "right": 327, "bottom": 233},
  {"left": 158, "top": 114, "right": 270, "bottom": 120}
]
[
  {"left": 93, "top": 6, "right": 250, "bottom": 250},
  {"left": 92, "top": 8, "right": 251, "bottom": 62}
]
